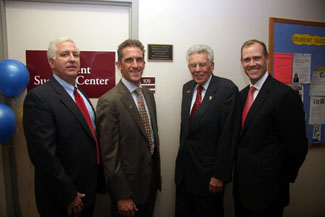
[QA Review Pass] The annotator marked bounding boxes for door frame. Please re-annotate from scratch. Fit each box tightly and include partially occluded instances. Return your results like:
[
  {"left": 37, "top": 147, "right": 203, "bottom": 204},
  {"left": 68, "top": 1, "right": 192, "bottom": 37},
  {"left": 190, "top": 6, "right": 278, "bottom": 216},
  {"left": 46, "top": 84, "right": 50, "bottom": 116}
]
[{"left": 0, "top": 1, "right": 138, "bottom": 216}]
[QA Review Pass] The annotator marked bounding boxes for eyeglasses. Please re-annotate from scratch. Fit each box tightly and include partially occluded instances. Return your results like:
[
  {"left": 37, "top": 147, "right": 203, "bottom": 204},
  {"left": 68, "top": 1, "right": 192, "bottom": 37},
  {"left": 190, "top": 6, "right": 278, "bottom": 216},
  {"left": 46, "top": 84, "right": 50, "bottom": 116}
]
[{"left": 188, "top": 62, "right": 210, "bottom": 69}]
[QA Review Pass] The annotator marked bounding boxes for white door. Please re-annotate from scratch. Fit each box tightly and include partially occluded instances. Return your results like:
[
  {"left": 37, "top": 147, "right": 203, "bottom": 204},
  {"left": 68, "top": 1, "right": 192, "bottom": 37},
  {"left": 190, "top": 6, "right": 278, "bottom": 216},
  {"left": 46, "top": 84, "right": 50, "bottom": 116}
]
[{"left": 4, "top": 1, "right": 131, "bottom": 216}]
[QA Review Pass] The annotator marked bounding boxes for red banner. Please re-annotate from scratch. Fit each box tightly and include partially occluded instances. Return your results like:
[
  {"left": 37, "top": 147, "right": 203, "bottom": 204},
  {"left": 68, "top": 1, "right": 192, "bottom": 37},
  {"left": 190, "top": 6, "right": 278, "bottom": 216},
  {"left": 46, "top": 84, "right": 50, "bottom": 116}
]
[{"left": 26, "top": 50, "right": 115, "bottom": 98}]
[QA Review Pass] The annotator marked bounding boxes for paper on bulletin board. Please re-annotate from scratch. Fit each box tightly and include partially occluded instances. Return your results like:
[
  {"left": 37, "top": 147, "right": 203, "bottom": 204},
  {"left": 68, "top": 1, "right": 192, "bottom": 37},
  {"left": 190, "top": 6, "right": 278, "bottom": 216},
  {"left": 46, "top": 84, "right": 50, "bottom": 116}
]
[
  {"left": 310, "top": 67, "right": 325, "bottom": 96},
  {"left": 312, "top": 124, "right": 321, "bottom": 145},
  {"left": 273, "top": 52, "right": 293, "bottom": 84},
  {"left": 292, "top": 53, "right": 311, "bottom": 84},
  {"left": 309, "top": 96, "right": 325, "bottom": 124}
]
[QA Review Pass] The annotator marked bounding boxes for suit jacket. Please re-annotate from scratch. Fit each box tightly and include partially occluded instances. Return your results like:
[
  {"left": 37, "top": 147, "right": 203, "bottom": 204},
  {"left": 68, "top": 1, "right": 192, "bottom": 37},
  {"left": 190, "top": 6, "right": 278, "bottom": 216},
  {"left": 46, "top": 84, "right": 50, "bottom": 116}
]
[
  {"left": 235, "top": 75, "right": 308, "bottom": 210},
  {"left": 23, "top": 76, "right": 105, "bottom": 215},
  {"left": 96, "top": 81, "right": 161, "bottom": 204},
  {"left": 175, "top": 75, "right": 241, "bottom": 196}
]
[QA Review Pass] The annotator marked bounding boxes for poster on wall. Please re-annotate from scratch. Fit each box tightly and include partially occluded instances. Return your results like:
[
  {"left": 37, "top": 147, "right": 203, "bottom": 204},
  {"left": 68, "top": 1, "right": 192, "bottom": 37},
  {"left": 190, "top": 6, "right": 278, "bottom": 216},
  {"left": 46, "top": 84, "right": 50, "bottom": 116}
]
[
  {"left": 273, "top": 52, "right": 293, "bottom": 84},
  {"left": 269, "top": 17, "right": 325, "bottom": 146},
  {"left": 26, "top": 50, "right": 115, "bottom": 98}
]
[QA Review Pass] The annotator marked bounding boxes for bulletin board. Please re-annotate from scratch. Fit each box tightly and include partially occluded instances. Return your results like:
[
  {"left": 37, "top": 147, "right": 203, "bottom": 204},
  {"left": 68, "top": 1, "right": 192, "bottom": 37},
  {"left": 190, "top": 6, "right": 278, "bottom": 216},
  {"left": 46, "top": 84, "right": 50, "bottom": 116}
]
[{"left": 268, "top": 17, "right": 325, "bottom": 147}]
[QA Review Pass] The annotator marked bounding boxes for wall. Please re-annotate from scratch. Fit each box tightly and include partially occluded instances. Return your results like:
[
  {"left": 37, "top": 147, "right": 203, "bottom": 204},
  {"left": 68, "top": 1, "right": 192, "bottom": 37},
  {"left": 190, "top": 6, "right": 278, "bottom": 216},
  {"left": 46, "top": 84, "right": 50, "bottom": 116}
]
[
  {"left": 136, "top": 0, "right": 325, "bottom": 217},
  {"left": 2, "top": 0, "right": 325, "bottom": 217}
]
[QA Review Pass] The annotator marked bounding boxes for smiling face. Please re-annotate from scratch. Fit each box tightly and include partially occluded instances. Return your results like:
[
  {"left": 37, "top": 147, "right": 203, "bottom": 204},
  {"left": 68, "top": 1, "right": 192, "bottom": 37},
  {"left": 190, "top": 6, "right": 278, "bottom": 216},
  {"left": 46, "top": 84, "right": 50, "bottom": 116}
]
[
  {"left": 48, "top": 41, "right": 80, "bottom": 85},
  {"left": 116, "top": 46, "right": 145, "bottom": 86},
  {"left": 188, "top": 52, "right": 214, "bottom": 85},
  {"left": 241, "top": 42, "right": 269, "bottom": 84}
]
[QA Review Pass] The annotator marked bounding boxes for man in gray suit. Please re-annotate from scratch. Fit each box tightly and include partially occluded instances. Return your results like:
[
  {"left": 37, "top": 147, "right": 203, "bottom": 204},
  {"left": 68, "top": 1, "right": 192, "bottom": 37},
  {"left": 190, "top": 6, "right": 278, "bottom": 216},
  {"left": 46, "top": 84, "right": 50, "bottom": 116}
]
[
  {"left": 96, "top": 39, "right": 161, "bottom": 217},
  {"left": 175, "top": 44, "right": 241, "bottom": 217}
]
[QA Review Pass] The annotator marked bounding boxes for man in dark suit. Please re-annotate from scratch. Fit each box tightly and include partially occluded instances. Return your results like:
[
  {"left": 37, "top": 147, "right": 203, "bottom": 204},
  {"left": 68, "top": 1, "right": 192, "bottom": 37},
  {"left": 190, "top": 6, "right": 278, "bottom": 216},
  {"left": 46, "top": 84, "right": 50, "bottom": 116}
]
[
  {"left": 175, "top": 44, "right": 241, "bottom": 217},
  {"left": 23, "top": 37, "right": 104, "bottom": 217},
  {"left": 96, "top": 39, "right": 161, "bottom": 217},
  {"left": 234, "top": 39, "right": 308, "bottom": 217}
]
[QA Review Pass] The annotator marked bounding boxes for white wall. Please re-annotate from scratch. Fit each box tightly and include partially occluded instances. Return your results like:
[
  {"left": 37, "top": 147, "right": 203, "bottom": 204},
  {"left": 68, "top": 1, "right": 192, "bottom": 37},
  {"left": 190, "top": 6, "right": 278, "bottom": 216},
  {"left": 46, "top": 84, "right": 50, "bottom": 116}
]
[
  {"left": 3, "top": 0, "right": 325, "bottom": 217},
  {"left": 137, "top": 0, "right": 325, "bottom": 217}
]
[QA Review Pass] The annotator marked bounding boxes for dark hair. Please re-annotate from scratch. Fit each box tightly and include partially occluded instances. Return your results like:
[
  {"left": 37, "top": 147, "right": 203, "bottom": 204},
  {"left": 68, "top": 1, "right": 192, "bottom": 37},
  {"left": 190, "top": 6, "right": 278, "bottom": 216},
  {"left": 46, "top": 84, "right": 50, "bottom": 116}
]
[
  {"left": 117, "top": 39, "right": 145, "bottom": 62},
  {"left": 241, "top": 39, "right": 268, "bottom": 59}
]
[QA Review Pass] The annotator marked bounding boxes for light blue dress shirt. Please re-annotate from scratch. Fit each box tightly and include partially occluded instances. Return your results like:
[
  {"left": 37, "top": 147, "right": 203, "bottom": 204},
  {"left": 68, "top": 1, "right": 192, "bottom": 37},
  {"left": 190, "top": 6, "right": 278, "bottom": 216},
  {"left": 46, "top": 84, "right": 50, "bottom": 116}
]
[{"left": 53, "top": 74, "right": 96, "bottom": 130}]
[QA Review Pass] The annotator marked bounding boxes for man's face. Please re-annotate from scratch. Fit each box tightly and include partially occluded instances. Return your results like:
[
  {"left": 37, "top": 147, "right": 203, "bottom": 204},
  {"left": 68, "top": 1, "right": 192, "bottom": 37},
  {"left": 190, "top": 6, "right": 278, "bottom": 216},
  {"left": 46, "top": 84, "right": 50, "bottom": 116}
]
[
  {"left": 241, "top": 43, "right": 269, "bottom": 84},
  {"left": 116, "top": 46, "right": 145, "bottom": 86},
  {"left": 48, "top": 41, "right": 80, "bottom": 85},
  {"left": 188, "top": 52, "right": 214, "bottom": 85}
]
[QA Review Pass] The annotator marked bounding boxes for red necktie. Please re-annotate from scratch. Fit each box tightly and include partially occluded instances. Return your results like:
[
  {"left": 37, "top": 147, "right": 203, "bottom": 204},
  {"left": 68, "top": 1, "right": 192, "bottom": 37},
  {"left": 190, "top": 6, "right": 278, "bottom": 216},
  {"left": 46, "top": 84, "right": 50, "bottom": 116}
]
[
  {"left": 241, "top": 86, "right": 256, "bottom": 128},
  {"left": 190, "top": 85, "right": 203, "bottom": 121},
  {"left": 74, "top": 87, "right": 100, "bottom": 164}
]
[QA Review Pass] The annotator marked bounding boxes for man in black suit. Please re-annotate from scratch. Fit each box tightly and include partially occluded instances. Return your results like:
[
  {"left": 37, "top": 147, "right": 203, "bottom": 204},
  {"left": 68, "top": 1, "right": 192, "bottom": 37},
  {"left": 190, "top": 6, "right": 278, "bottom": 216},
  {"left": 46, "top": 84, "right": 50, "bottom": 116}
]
[
  {"left": 234, "top": 39, "right": 308, "bottom": 217},
  {"left": 175, "top": 44, "right": 241, "bottom": 217},
  {"left": 23, "top": 37, "right": 104, "bottom": 217}
]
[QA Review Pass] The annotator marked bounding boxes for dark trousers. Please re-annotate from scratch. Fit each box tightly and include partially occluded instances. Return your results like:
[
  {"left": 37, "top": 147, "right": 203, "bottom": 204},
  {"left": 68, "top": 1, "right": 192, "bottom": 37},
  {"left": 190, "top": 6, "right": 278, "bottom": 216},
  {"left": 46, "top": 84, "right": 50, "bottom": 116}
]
[
  {"left": 234, "top": 196, "right": 284, "bottom": 217},
  {"left": 111, "top": 188, "right": 157, "bottom": 217},
  {"left": 40, "top": 200, "right": 95, "bottom": 217},
  {"left": 111, "top": 167, "right": 158, "bottom": 217},
  {"left": 175, "top": 186, "right": 224, "bottom": 217}
]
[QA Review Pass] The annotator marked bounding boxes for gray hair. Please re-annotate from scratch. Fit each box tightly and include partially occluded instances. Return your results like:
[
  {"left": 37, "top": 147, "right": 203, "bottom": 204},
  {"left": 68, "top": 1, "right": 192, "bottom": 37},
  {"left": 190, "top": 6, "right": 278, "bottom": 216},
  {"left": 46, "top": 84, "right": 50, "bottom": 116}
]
[
  {"left": 186, "top": 44, "right": 214, "bottom": 63},
  {"left": 47, "top": 37, "right": 79, "bottom": 60}
]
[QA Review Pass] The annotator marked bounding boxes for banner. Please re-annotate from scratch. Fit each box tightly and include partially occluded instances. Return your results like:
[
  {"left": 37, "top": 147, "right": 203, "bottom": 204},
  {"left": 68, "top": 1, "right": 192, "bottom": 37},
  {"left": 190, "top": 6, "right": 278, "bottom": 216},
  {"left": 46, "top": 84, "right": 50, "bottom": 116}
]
[{"left": 26, "top": 50, "right": 115, "bottom": 98}]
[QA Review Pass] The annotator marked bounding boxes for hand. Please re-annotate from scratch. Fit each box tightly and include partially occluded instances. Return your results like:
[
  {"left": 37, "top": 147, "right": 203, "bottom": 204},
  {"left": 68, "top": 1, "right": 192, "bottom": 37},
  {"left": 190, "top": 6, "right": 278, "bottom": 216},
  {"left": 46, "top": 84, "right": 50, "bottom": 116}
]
[
  {"left": 66, "top": 192, "right": 85, "bottom": 217},
  {"left": 209, "top": 177, "right": 223, "bottom": 194},
  {"left": 117, "top": 198, "right": 138, "bottom": 217}
]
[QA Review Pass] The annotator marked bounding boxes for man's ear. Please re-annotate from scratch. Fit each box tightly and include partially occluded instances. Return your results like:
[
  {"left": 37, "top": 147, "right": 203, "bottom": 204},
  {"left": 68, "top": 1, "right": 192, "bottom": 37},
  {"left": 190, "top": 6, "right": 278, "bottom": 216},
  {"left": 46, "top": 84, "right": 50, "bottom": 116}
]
[
  {"left": 116, "top": 61, "right": 122, "bottom": 71},
  {"left": 48, "top": 58, "right": 55, "bottom": 69},
  {"left": 210, "top": 61, "right": 215, "bottom": 71}
]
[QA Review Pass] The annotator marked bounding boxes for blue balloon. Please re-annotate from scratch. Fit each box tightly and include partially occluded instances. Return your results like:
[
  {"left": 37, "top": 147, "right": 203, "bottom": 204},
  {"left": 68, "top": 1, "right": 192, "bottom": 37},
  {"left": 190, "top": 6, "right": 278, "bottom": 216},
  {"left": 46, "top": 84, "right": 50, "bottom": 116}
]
[
  {"left": 0, "top": 59, "right": 30, "bottom": 97},
  {"left": 0, "top": 104, "right": 16, "bottom": 144}
]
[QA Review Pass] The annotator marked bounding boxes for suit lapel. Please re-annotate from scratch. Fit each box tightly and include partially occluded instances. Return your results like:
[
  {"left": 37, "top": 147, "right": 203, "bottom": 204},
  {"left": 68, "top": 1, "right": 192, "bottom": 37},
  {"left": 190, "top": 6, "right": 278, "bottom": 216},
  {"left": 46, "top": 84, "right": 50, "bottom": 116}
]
[
  {"left": 182, "top": 81, "right": 196, "bottom": 129},
  {"left": 242, "top": 76, "right": 274, "bottom": 130},
  {"left": 49, "top": 76, "right": 94, "bottom": 140},
  {"left": 118, "top": 82, "right": 148, "bottom": 139},
  {"left": 190, "top": 75, "right": 218, "bottom": 126}
]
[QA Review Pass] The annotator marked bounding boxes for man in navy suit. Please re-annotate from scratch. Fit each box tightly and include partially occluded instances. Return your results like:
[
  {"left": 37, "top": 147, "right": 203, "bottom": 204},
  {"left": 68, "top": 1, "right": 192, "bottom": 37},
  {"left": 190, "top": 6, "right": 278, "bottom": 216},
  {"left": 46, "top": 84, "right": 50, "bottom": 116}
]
[
  {"left": 234, "top": 39, "right": 308, "bottom": 217},
  {"left": 175, "top": 44, "right": 241, "bottom": 217},
  {"left": 23, "top": 37, "right": 104, "bottom": 217}
]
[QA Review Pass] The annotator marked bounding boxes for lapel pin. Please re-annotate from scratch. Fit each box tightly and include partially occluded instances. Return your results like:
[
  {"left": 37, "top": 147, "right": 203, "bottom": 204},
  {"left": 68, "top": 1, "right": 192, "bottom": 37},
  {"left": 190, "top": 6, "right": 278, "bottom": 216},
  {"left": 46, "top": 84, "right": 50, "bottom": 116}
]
[
  {"left": 187, "top": 90, "right": 191, "bottom": 94},
  {"left": 209, "top": 96, "right": 212, "bottom": 100}
]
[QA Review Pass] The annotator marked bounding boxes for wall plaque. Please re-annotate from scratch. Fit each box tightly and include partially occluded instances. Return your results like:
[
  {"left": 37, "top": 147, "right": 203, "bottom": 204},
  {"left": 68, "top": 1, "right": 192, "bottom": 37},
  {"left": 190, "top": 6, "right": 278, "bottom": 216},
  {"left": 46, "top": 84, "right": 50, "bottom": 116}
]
[{"left": 148, "top": 44, "right": 173, "bottom": 61}]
